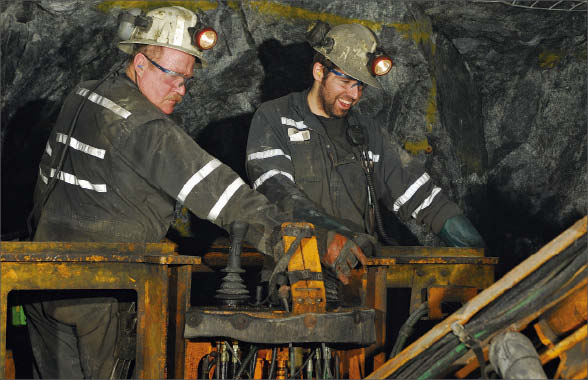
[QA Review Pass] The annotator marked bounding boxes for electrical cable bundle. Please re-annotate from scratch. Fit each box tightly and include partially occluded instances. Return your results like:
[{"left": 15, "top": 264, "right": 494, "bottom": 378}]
[{"left": 390, "top": 234, "right": 586, "bottom": 379}]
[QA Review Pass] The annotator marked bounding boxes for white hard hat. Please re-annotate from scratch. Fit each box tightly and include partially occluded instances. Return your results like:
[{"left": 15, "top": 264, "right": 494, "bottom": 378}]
[{"left": 118, "top": 6, "right": 217, "bottom": 64}]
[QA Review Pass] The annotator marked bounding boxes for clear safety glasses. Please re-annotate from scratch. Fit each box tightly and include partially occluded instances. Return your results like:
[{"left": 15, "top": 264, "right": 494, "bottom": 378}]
[
  {"left": 328, "top": 68, "right": 364, "bottom": 90},
  {"left": 142, "top": 53, "right": 194, "bottom": 90}
]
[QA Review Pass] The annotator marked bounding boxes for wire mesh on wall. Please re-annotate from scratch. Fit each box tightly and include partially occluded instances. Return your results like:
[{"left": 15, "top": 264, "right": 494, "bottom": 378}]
[{"left": 473, "top": 0, "right": 587, "bottom": 11}]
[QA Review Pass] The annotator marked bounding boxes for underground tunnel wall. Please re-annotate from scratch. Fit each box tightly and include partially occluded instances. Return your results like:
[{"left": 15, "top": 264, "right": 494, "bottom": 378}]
[{"left": 1, "top": 0, "right": 586, "bottom": 276}]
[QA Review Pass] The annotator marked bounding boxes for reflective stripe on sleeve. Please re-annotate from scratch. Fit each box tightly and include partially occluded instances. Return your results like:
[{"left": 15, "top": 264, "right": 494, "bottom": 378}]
[
  {"left": 177, "top": 159, "right": 222, "bottom": 203},
  {"left": 45, "top": 142, "right": 52, "bottom": 157},
  {"left": 39, "top": 167, "right": 107, "bottom": 192},
  {"left": 56, "top": 133, "right": 106, "bottom": 159},
  {"left": 411, "top": 187, "right": 442, "bottom": 219},
  {"left": 247, "top": 149, "right": 292, "bottom": 161},
  {"left": 207, "top": 177, "right": 246, "bottom": 222},
  {"left": 76, "top": 88, "right": 132, "bottom": 119},
  {"left": 393, "top": 172, "right": 431, "bottom": 212},
  {"left": 253, "top": 169, "right": 295, "bottom": 189}
]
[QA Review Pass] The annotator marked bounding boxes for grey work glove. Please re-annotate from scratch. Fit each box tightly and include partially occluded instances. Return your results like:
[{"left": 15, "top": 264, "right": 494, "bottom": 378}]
[{"left": 438, "top": 214, "right": 486, "bottom": 248}]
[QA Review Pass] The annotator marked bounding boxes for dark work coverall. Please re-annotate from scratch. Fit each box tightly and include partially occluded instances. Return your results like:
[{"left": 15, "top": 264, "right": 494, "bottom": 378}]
[
  {"left": 246, "top": 89, "right": 461, "bottom": 238},
  {"left": 26, "top": 73, "right": 285, "bottom": 378}
]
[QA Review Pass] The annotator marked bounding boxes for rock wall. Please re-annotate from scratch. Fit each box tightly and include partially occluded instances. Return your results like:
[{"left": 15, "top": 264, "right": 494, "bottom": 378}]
[{"left": 1, "top": 0, "right": 586, "bottom": 274}]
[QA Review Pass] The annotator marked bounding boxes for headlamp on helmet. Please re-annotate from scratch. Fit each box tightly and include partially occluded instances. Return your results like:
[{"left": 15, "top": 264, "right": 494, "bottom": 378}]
[
  {"left": 307, "top": 22, "right": 392, "bottom": 89},
  {"left": 368, "top": 49, "right": 393, "bottom": 76},
  {"left": 188, "top": 26, "right": 218, "bottom": 50}
]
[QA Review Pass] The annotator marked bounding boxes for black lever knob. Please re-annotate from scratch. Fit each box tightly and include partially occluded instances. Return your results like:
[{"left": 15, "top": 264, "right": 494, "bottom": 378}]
[{"left": 215, "top": 221, "right": 250, "bottom": 306}]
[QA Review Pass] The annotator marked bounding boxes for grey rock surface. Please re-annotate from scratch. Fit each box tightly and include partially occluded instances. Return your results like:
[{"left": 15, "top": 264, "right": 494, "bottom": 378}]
[{"left": 1, "top": 0, "right": 586, "bottom": 275}]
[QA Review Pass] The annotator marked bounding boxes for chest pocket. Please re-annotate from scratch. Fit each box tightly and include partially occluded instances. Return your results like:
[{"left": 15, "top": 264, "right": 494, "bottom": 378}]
[{"left": 288, "top": 133, "right": 323, "bottom": 185}]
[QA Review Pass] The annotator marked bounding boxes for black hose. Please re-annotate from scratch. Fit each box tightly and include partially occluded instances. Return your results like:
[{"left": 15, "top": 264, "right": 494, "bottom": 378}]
[
  {"left": 390, "top": 301, "right": 429, "bottom": 359},
  {"left": 396, "top": 244, "right": 584, "bottom": 378},
  {"left": 249, "top": 350, "right": 258, "bottom": 379},
  {"left": 365, "top": 169, "right": 399, "bottom": 246},
  {"left": 235, "top": 345, "right": 257, "bottom": 379},
  {"left": 392, "top": 234, "right": 586, "bottom": 379},
  {"left": 199, "top": 355, "right": 210, "bottom": 379},
  {"left": 405, "top": 260, "right": 586, "bottom": 379},
  {"left": 267, "top": 347, "right": 277, "bottom": 380},
  {"left": 207, "top": 353, "right": 217, "bottom": 372}
]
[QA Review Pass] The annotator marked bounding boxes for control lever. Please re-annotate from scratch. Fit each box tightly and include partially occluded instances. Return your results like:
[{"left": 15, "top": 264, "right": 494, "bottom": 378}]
[{"left": 215, "top": 221, "right": 250, "bottom": 306}]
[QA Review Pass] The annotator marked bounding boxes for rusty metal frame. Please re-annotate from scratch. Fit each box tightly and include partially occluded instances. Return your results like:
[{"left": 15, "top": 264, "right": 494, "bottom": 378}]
[
  {"left": 1, "top": 241, "right": 200, "bottom": 379},
  {"left": 366, "top": 246, "right": 496, "bottom": 315},
  {"left": 541, "top": 324, "right": 587, "bottom": 363},
  {"left": 184, "top": 307, "right": 375, "bottom": 344}
]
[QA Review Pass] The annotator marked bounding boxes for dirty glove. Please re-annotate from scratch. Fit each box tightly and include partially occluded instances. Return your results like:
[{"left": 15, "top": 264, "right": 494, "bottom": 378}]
[
  {"left": 438, "top": 215, "right": 486, "bottom": 248},
  {"left": 317, "top": 230, "right": 369, "bottom": 284},
  {"left": 350, "top": 232, "right": 378, "bottom": 257}
]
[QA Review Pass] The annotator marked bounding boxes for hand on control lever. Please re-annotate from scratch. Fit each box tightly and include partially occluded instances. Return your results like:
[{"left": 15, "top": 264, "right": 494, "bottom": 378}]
[
  {"left": 320, "top": 231, "right": 370, "bottom": 284},
  {"left": 350, "top": 232, "right": 378, "bottom": 257}
]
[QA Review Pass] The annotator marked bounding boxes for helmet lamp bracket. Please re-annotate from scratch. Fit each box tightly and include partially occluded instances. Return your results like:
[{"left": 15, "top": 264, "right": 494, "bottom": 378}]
[
  {"left": 319, "top": 37, "right": 334, "bottom": 54},
  {"left": 306, "top": 20, "right": 331, "bottom": 48},
  {"left": 117, "top": 9, "right": 152, "bottom": 41},
  {"left": 134, "top": 14, "right": 152, "bottom": 30}
]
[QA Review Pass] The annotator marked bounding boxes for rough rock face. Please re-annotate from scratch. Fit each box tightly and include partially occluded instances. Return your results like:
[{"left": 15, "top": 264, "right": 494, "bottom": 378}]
[{"left": 1, "top": 0, "right": 585, "bottom": 275}]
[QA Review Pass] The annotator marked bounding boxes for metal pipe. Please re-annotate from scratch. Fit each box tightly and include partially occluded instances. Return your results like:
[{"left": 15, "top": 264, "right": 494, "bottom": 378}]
[
  {"left": 315, "top": 347, "right": 322, "bottom": 380},
  {"left": 230, "top": 341, "right": 239, "bottom": 379},
  {"left": 268, "top": 347, "right": 278, "bottom": 380},
  {"left": 289, "top": 343, "right": 295, "bottom": 378},
  {"left": 489, "top": 331, "right": 547, "bottom": 379},
  {"left": 322, "top": 343, "right": 331, "bottom": 379},
  {"left": 221, "top": 342, "right": 229, "bottom": 379},
  {"left": 540, "top": 324, "right": 587, "bottom": 364},
  {"left": 306, "top": 353, "right": 314, "bottom": 380},
  {"left": 216, "top": 342, "right": 222, "bottom": 379}
]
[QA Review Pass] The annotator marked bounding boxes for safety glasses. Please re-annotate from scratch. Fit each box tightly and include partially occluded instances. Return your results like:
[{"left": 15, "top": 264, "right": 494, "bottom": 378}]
[
  {"left": 142, "top": 53, "right": 194, "bottom": 90},
  {"left": 328, "top": 68, "right": 364, "bottom": 89}
]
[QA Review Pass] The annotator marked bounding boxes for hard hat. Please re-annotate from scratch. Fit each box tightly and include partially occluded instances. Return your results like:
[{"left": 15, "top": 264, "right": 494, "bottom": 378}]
[
  {"left": 118, "top": 6, "right": 217, "bottom": 64},
  {"left": 308, "top": 22, "right": 393, "bottom": 89}
]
